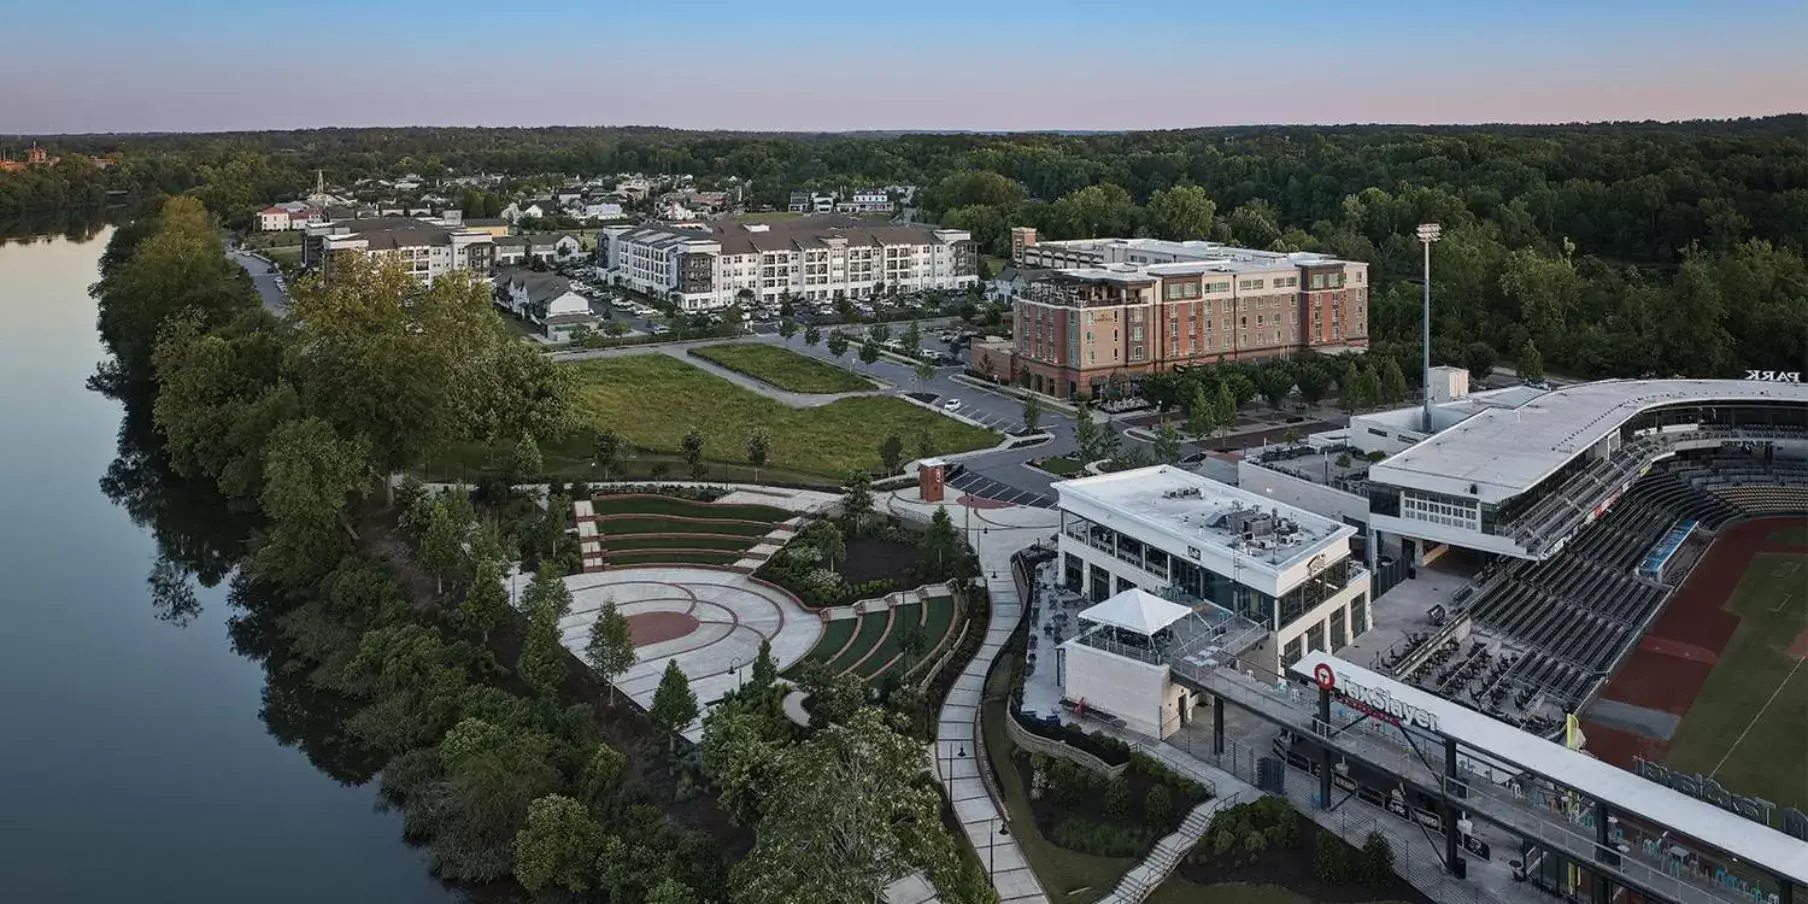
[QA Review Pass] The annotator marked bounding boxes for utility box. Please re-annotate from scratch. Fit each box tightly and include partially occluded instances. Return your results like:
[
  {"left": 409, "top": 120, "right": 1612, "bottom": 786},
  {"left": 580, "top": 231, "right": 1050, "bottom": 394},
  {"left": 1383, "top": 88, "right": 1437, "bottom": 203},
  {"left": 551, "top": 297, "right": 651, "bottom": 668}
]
[
  {"left": 1429, "top": 365, "right": 1470, "bottom": 403},
  {"left": 919, "top": 458, "right": 947, "bottom": 503}
]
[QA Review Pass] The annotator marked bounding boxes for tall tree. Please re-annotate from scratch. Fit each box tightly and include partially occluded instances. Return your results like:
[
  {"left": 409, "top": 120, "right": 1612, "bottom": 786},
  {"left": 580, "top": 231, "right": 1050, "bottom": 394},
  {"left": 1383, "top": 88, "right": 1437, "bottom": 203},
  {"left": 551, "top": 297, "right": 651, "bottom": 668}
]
[
  {"left": 458, "top": 559, "right": 511, "bottom": 640},
  {"left": 419, "top": 492, "right": 473, "bottom": 595},
  {"left": 680, "top": 427, "right": 706, "bottom": 479},
  {"left": 917, "top": 506, "right": 966, "bottom": 581},
  {"left": 1186, "top": 386, "right": 1213, "bottom": 437},
  {"left": 841, "top": 470, "right": 874, "bottom": 524},
  {"left": 650, "top": 660, "right": 700, "bottom": 749},
  {"left": 592, "top": 428, "right": 621, "bottom": 479},
  {"left": 914, "top": 359, "right": 935, "bottom": 387},
  {"left": 879, "top": 434, "right": 905, "bottom": 474},
  {"left": 518, "top": 592, "right": 568, "bottom": 697},
  {"left": 1022, "top": 393, "right": 1042, "bottom": 433},
  {"left": 1378, "top": 357, "right": 1409, "bottom": 405},
  {"left": 1213, "top": 381, "right": 1237, "bottom": 435},
  {"left": 750, "top": 637, "right": 778, "bottom": 692},
  {"left": 778, "top": 317, "right": 798, "bottom": 342},
  {"left": 857, "top": 340, "right": 880, "bottom": 369},
  {"left": 1153, "top": 423, "right": 1183, "bottom": 465},
  {"left": 745, "top": 427, "right": 772, "bottom": 482},
  {"left": 826, "top": 329, "right": 849, "bottom": 362},
  {"left": 1144, "top": 184, "right": 1217, "bottom": 241},
  {"left": 1294, "top": 361, "right": 1332, "bottom": 406},
  {"left": 803, "top": 324, "right": 822, "bottom": 348},
  {"left": 897, "top": 323, "right": 921, "bottom": 358},
  {"left": 254, "top": 416, "right": 369, "bottom": 584},
  {"left": 585, "top": 599, "right": 637, "bottom": 703},
  {"left": 1518, "top": 338, "right": 1545, "bottom": 383},
  {"left": 1463, "top": 341, "right": 1496, "bottom": 382},
  {"left": 1073, "top": 398, "right": 1103, "bottom": 462},
  {"left": 508, "top": 432, "right": 543, "bottom": 483},
  {"left": 513, "top": 794, "right": 603, "bottom": 895}
]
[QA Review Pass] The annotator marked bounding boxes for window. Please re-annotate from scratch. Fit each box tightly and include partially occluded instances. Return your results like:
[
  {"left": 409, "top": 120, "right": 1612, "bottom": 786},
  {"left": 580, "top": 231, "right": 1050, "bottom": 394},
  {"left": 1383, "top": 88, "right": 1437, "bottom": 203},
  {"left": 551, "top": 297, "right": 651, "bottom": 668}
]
[
  {"left": 1330, "top": 608, "right": 1348, "bottom": 651},
  {"left": 1283, "top": 638, "right": 1303, "bottom": 668},
  {"left": 1350, "top": 594, "right": 1369, "bottom": 636},
  {"left": 1305, "top": 622, "right": 1325, "bottom": 652},
  {"left": 1310, "top": 274, "right": 1326, "bottom": 290},
  {"left": 1239, "top": 278, "right": 1265, "bottom": 291}
]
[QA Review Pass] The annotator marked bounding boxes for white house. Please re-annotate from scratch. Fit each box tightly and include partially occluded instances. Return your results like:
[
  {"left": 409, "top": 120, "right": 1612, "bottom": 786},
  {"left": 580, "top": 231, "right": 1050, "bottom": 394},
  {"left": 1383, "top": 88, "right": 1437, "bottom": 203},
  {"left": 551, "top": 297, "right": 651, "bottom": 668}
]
[
  {"left": 493, "top": 235, "right": 528, "bottom": 266},
  {"left": 500, "top": 201, "right": 551, "bottom": 224},
  {"left": 257, "top": 201, "right": 320, "bottom": 231},
  {"left": 579, "top": 202, "right": 625, "bottom": 221},
  {"left": 525, "top": 233, "right": 581, "bottom": 262}
]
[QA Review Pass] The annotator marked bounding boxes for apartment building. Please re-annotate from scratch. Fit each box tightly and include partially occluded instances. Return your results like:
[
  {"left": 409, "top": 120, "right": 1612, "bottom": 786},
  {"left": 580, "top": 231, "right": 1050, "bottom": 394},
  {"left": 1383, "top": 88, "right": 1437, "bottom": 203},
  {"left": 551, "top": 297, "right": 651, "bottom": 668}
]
[
  {"left": 787, "top": 189, "right": 893, "bottom": 214},
  {"left": 257, "top": 201, "right": 321, "bottom": 231},
  {"left": 303, "top": 214, "right": 496, "bottom": 284},
  {"left": 601, "top": 214, "right": 976, "bottom": 312},
  {"left": 1008, "top": 229, "right": 1368, "bottom": 399}
]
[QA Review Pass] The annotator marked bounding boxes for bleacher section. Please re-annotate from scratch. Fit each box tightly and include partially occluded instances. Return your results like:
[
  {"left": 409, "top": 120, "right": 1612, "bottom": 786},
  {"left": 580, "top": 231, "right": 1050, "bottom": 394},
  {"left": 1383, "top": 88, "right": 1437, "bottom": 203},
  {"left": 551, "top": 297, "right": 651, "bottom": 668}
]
[{"left": 1403, "top": 449, "right": 1803, "bottom": 732}]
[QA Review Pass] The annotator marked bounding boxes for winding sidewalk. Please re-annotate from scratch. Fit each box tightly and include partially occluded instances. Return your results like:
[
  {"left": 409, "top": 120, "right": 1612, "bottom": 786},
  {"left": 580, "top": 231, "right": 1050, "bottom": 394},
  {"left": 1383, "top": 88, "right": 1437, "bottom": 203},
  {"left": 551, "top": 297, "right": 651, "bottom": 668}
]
[{"left": 889, "top": 489, "right": 1057, "bottom": 904}]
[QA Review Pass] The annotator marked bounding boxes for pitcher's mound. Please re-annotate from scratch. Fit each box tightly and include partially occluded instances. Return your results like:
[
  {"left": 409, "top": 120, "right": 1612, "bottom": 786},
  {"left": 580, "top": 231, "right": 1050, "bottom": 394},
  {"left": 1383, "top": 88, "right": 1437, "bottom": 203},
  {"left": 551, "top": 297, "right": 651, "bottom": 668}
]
[{"left": 626, "top": 611, "right": 700, "bottom": 647}]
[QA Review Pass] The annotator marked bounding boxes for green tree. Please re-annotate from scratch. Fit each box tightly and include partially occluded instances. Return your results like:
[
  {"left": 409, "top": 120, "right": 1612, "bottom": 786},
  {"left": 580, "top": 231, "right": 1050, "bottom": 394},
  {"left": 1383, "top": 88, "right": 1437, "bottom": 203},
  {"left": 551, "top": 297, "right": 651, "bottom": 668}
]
[
  {"left": 778, "top": 317, "right": 798, "bottom": 342},
  {"left": 914, "top": 427, "right": 936, "bottom": 461},
  {"left": 513, "top": 794, "right": 603, "bottom": 894},
  {"left": 731, "top": 708, "right": 968, "bottom": 904},
  {"left": 897, "top": 322, "right": 920, "bottom": 358},
  {"left": 419, "top": 492, "right": 472, "bottom": 595},
  {"left": 1022, "top": 393, "right": 1043, "bottom": 433},
  {"left": 826, "top": 328, "right": 850, "bottom": 362},
  {"left": 803, "top": 323, "right": 822, "bottom": 348},
  {"left": 457, "top": 559, "right": 511, "bottom": 640},
  {"left": 1153, "top": 423, "right": 1183, "bottom": 465},
  {"left": 680, "top": 426, "right": 706, "bottom": 479},
  {"left": 509, "top": 431, "right": 543, "bottom": 482},
  {"left": 592, "top": 428, "right": 622, "bottom": 479},
  {"left": 1145, "top": 785, "right": 1174, "bottom": 826},
  {"left": 918, "top": 505, "right": 966, "bottom": 581},
  {"left": 1144, "top": 184, "right": 1217, "bottom": 241},
  {"left": 858, "top": 339, "right": 880, "bottom": 369},
  {"left": 1213, "top": 381, "right": 1237, "bottom": 435},
  {"left": 518, "top": 592, "right": 568, "bottom": 697},
  {"left": 867, "top": 323, "right": 892, "bottom": 346},
  {"left": 650, "top": 660, "right": 700, "bottom": 749},
  {"left": 806, "top": 519, "right": 846, "bottom": 570},
  {"left": 750, "top": 636, "right": 778, "bottom": 692},
  {"left": 745, "top": 426, "right": 772, "bottom": 482},
  {"left": 1463, "top": 341, "right": 1496, "bottom": 382},
  {"left": 1073, "top": 398, "right": 1103, "bottom": 462},
  {"left": 1348, "top": 364, "right": 1383, "bottom": 410},
  {"left": 1186, "top": 386, "right": 1213, "bottom": 437},
  {"left": 841, "top": 470, "right": 874, "bottom": 525},
  {"left": 584, "top": 598, "right": 637, "bottom": 704},
  {"left": 255, "top": 417, "right": 369, "bottom": 584},
  {"left": 1256, "top": 361, "right": 1295, "bottom": 409},
  {"left": 700, "top": 703, "right": 786, "bottom": 826},
  {"left": 1378, "top": 357, "right": 1409, "bottom": 405},
  {"left": 1295, "top": 361, "right": 1333, "bottom": 406},
  {"left": 646, "top": 877, "right": 698, "bottom": 904},
  {"left": 879, "top": 433, "right": 905, "bottom": 474},
  {"left": 914, "top": 358, "right": 935, "bottom": 387},
  {"left": 1518, "top": 338, "right": 1546, "bottom": 383},
  {"left": 1360, "top": 832, "right": 1395, "bottom": 888}
]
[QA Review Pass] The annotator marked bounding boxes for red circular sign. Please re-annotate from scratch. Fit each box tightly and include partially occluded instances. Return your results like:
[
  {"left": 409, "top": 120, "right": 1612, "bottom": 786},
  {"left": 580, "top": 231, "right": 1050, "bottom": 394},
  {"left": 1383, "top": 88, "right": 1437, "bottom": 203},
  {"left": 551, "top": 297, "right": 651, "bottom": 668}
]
[{"left": 1312, "top": 663, "right": 1336, "bottom": 691}]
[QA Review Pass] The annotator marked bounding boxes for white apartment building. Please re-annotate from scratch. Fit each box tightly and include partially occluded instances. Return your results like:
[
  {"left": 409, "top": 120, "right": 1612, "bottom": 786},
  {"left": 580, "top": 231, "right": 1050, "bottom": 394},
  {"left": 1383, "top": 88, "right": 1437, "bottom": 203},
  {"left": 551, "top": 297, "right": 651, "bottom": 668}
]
[
  {"left": 306, "top": 215, "right": 495, "bottom": 284},
  {"left": 1053, "top": 466, "right": 1372, "bottom": 686},
  {"left": 601, "top": 214, "right": 978, "bottom": 312}
]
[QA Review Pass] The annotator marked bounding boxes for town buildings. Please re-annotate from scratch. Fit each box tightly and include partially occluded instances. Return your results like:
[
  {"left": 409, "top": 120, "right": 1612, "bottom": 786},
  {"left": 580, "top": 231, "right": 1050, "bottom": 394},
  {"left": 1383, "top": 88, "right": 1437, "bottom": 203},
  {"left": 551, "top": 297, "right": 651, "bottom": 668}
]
[
  {"left": 600, "top": 214, "right": 977, "bottom": 312},
  {"left": 303, "top": 213, "right": 495, "bottom": 284},
  {"left": 1005, "top": 228, "right": 1369, "bottom": 399},
  {"left": 257, "top": 201, "right": 322, "bottom": 231},
  {"left": 787, "top": 188, "right": 894, "bottom": 214},
  {"left": 494, "top": 269, "right": 597, "bottom": 341}
]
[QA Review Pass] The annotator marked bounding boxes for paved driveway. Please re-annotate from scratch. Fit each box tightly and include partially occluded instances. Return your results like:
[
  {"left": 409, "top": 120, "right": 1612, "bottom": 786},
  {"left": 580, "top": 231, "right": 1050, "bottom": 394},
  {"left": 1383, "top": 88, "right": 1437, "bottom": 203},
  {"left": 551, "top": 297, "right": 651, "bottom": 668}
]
[{"left": 227, "top": 249, "right": 287, "bottom": 315}]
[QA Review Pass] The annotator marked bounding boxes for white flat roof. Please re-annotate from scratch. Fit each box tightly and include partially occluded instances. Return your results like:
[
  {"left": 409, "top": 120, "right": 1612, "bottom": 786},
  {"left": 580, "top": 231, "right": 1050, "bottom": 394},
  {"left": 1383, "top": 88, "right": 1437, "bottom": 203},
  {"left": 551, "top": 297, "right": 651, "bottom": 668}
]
[
  {"left": 1291, "top": 651, "right": 1808, "bottom": 885},
  {"left": 1078, "top": 588, "right": 1194, "bottom": 636},
  {"left": 1368, "top": 379, "right": 1808, "bottom": 504},
  {"left": 1055, "top": 466, "right": 1354, "bottom": 575}
]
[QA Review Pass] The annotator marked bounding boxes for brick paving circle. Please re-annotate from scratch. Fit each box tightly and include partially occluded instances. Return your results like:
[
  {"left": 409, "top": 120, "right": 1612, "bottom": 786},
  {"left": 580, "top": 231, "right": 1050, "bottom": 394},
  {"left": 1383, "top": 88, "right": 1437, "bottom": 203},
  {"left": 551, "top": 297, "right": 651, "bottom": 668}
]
[{"left": 626, "top": 611, "right": 702, "bottom": 647}]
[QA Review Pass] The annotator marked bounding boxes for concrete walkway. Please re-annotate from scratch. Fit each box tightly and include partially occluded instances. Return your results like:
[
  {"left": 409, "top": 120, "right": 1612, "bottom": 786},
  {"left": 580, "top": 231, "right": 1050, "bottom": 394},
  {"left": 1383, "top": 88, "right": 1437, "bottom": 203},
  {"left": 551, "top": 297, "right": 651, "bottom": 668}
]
[{"left": 889, "top": 488, "right": 1058, "bottom": 904}]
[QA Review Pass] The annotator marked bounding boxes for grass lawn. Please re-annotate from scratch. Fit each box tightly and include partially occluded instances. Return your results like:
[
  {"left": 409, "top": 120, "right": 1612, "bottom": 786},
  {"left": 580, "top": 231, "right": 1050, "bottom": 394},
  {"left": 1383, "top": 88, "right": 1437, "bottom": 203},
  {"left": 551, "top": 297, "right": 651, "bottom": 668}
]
[
  {"left": 264, "top": 246, "right": 302, "bottom": 265},
  {"left": 1769, "top": 526, "right": 1808, "bottom": 545},
  {"left": 798, "top": 618, "right": 857, "bottom": 668},
  {"left": 854, "top": 603, "right": 921, "bottom": 678},
  {"left": 594, "top": 516, "right": 776, "bottom": 537},
  {"left": 689, "top": 343, "right": 874, "bottom": 394},
  {"left": 827, "top": 610, "right": 891, "bottom": 675},
  {"left": 983, "top": 692, "right": 1132, "bottom": 903},
  {"left": 603, "top": 550, "right": 744, "bottom": 567},
  {"left": 602, "top": 534, "right": 758, "bottom": 553},
  {"left": 562, "top": 356, "right": 996, "bottom": 477},
  {"left": 1663, "top": 552, "right": 1808, "bottom": 813},
  {"left": 915, "top": 595, "right": 956, "bottom": 663},
  {"left": 590, "top": 495, "right": 790, "bottom": 522},
  {"left": 1033, "top": 456, "right": 1085, "bottom": 477}
]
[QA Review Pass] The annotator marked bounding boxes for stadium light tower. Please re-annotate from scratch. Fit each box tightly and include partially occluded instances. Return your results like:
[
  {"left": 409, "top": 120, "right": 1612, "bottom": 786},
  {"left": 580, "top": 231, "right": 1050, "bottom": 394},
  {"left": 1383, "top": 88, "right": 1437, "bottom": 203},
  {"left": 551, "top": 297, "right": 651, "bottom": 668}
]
[{"left": 1416, "top": 222, "right": 1442, "bottom": 433}]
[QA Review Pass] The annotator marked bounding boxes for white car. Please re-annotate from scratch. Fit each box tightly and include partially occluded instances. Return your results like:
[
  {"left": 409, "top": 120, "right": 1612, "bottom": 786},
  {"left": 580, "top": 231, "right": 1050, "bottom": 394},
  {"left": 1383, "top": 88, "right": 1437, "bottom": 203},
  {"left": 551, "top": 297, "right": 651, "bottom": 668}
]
[{"left": 942, "top": 399, "right": 963, "bottom": 412}]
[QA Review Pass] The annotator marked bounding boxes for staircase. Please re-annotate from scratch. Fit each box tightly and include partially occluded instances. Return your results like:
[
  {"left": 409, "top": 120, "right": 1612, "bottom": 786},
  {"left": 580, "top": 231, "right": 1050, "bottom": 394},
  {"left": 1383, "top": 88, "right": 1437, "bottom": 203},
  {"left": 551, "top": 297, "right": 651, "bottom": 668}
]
[{"left": 1098, "top": 796, "right": 1233, "bottom": 904}]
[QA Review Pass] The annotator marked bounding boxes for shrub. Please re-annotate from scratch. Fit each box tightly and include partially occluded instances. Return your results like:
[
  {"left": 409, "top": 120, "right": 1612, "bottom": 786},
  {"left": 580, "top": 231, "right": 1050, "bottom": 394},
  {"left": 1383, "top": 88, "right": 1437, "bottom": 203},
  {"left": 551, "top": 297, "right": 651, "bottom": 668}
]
[
  {"left": 1049, "top": 818, "right": 1153, "bottom": 858},
  {"left": 1313, "top": 832, "right": 1346, "bottom": 884},
  {"left": 1103, "top": 775, "right": 1132, "bottom": 821},
  {"left": 1145, "top": 785, "right": 1173, "bottom": 827},
  {"left": 1361, "top": 831, "right": 1395, "bottom": 888}
]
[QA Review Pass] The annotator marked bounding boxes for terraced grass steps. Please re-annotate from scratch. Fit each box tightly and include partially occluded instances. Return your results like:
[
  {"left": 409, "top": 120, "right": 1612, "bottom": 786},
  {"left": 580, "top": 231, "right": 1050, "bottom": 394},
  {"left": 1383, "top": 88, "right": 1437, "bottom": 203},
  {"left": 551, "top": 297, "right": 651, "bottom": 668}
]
[
  {"left": 827, "top": 608, "right": 893, "bottom": 675},
  {"left": 851, "top": 603, "right": 922, "bottom": 678}
]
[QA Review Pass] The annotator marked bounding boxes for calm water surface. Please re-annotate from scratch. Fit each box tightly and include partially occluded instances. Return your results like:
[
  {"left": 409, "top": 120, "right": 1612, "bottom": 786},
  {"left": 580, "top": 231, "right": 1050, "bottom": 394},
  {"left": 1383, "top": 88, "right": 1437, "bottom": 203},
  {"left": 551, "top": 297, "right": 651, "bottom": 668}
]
[{"left": 0, "top": 229, "right": 455, "bottom": 903}]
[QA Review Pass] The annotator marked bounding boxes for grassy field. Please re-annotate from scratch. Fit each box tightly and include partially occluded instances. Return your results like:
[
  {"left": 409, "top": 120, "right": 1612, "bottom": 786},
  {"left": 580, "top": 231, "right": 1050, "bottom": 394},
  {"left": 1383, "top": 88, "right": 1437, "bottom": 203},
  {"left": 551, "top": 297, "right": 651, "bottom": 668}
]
[
  {"left": 828, "top": 611, "right": 891, "bottom": 674},
  {"left": 562, "top": 356, "right": 995, "bottom": 477},
  {"left": 1033, "top": 456, "right": 1086, "bottom": 476},
  {"left": 601, "top": 534, "right": 758, "bottom": 553},
  {"left": 853, "top": 604, "right": 921, "bottom": 678},
  {"left": 689, "top": 343, "right": 874, "bottom": 394},
  {"left": 594, "top": 516, "right": 775, "bottom": 537},
  {"left": 800, "top": 618, "right": 857, "bottom": 666},
  {"left": 1663, "top": 551, "right": 1808, "bottom": 813}
]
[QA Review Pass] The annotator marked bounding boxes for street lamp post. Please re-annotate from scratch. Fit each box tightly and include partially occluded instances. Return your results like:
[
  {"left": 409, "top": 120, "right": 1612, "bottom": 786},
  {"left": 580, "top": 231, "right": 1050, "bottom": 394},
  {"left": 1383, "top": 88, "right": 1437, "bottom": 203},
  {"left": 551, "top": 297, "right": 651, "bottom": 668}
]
[
  {"left": 1416, "top": 222, "right": 1442, "bottom": 433},
  {"left": 987, "top": 816, "right": 1010, "bottom": 879},
  {"left": 729, "top": 657, "right": 742, "bottom": 692}
]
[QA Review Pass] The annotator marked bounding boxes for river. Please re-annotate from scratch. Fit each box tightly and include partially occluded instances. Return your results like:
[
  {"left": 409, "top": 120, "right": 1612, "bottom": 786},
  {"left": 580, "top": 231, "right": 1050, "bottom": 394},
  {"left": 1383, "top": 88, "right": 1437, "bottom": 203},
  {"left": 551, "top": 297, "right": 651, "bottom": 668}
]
[{"left": 0, "top": 228, "right": 456, "bottom": 903}]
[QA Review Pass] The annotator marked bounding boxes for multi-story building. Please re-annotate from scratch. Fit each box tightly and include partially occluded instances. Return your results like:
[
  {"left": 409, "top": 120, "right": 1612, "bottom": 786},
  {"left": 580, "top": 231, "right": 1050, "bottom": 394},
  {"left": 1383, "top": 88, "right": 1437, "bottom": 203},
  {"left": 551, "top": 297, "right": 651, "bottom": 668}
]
[
  {"left": 601, "top": 214, "right": 977, "bottom": 312},
  {"left": 303, "top": 214, "right": 495, "bottom": 284},
  {"left": 257, "top": 201, "right": 321, "bottom": 231},
  {"left": 1007, "top": 228, "right": 1368, "bottom": 398}
]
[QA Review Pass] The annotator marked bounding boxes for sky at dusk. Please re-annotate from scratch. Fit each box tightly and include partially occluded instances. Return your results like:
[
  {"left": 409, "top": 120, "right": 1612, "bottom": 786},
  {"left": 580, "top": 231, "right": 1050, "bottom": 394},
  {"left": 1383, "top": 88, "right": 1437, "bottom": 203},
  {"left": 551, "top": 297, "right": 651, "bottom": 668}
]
[{"left": 2, "top": 0, "right": 1805, "bottom": 133}]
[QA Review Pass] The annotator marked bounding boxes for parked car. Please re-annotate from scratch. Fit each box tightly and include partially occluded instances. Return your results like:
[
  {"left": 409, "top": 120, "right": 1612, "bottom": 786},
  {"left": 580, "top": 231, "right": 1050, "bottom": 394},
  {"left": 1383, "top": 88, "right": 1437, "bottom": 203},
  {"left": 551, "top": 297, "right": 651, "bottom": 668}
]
[{"left": 942, "top": 399, "right": 963, "bottom": 411}]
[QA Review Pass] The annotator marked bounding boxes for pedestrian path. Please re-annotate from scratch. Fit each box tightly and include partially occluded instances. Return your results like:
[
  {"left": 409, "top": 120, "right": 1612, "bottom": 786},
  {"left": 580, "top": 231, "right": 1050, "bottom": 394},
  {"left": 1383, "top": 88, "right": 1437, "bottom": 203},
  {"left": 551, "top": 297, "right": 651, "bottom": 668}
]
[{"left": 1098, "top": 797, "right": 1228, "bottom": 904}]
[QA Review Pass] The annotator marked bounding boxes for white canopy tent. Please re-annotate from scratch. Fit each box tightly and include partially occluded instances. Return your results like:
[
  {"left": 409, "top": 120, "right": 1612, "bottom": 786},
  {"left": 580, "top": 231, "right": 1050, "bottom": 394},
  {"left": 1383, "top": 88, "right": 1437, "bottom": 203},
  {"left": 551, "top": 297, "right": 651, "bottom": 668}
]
[{"left": 1077, "top": 588, "right": 1193, "bottom": 637}]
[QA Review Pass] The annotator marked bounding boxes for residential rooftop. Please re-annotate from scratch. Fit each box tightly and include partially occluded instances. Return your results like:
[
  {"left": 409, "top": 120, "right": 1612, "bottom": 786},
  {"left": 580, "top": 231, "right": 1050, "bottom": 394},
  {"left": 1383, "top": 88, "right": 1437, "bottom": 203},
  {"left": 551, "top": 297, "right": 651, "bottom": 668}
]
[{"left": 614, "top": 214, "right": 964, "bottom": 256}]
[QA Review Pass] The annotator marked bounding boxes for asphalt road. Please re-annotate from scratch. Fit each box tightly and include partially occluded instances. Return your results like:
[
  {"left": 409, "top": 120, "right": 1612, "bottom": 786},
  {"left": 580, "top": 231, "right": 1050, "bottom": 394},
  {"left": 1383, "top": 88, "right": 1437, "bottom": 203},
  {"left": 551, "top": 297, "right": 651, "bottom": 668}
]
[{"left": 227, "top": 249, "right": 288, "bottom": 315}]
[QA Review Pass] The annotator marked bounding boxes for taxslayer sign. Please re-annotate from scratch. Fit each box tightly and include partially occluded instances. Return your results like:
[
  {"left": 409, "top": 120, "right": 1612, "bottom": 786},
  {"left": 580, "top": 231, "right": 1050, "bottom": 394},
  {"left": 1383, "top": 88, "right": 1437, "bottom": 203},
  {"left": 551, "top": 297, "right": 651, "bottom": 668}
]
[{"left": 1312, "top": 662, "right": 1441, "bottom": 733}]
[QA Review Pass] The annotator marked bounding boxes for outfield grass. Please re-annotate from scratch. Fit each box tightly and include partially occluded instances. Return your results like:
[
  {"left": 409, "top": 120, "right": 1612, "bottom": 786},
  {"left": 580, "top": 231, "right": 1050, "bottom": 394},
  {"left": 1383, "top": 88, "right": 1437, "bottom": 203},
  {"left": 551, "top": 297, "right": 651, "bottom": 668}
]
[
  {"left": 1664, "top": 552, "right": 1808, "bottom": 813},
  {"left": 689, "top": 343, "right": 874, "bottom": 394},
  {"left": 604, "top": 550, "right": 744, "bottom": 567},
  {"left": 1769, "top": 526, "right": 1808, "bottom": 545},
  {"left": 828, "top": 610, "right": 891, "bottom": 674},
  {"left": 563, "top": 356, "right": 996, "bottom": 477},
  {"left": 595, "top": 516, "right": 776, "bottom": 537},
  {"left": 590, "top": 494, "right": 790, "bottom": 522},
  {"left": 603, "top": 534, "right": 758, "bottom": 553}
]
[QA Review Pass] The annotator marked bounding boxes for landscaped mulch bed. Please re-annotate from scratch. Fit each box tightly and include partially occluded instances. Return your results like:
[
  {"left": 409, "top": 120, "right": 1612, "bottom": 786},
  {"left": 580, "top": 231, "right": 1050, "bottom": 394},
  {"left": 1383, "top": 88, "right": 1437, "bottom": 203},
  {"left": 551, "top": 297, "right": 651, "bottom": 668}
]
[
  {"left": 1176, "top": 808, "right": 1434, "bottom": 904},
  {"left": 839, "top": 533, "right": 925, "bottom": 584}
]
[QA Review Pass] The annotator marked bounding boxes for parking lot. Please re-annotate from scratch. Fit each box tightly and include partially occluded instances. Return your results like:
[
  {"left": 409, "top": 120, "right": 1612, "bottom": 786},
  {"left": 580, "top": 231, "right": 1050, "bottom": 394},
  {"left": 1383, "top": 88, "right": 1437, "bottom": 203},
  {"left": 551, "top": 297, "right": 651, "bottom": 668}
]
[{"left": 946, "top": 466, "right": 1055, "bottom": 508}]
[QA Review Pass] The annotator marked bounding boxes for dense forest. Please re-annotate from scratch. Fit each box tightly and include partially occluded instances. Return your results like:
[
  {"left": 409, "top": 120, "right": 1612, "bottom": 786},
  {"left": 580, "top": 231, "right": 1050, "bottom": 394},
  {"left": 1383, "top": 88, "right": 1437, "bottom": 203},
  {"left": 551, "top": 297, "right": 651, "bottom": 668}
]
[{"left": 14, "top": 117, "right": 1806, "bottom": 377}]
